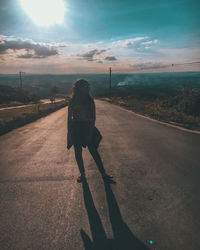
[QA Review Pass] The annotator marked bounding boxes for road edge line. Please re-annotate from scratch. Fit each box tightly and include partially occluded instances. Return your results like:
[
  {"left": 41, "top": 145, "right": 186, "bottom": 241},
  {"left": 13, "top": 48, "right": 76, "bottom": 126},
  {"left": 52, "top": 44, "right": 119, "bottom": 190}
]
[{"left": 97, "top": 99, "right": 200, "bottom": 135}]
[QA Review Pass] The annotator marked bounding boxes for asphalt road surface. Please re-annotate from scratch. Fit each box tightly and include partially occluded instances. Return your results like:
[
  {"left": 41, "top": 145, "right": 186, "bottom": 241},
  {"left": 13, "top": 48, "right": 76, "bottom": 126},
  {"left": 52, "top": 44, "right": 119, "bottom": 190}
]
[{"left": 0, "top": 99, "right": 199, "bottom": 250}]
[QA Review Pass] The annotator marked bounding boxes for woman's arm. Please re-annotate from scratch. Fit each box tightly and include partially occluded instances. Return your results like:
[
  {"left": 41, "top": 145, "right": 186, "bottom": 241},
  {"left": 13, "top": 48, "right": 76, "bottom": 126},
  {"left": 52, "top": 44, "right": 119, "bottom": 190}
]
[
  {"left": 91, "top": 98, "right": 96, "bottom": 127},
  {"left": 67, "top": 99, "right": 73, "bottom": 132},
  {"left": 87, "top": 98, "right": 96, "bottom": 141}
]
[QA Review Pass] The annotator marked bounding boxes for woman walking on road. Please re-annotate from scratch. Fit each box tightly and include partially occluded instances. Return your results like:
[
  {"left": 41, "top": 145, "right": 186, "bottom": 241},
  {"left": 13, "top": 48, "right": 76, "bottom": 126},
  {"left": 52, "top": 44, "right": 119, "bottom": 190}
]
[{"left": 67, "top": 79, "right": 113, "bottom": 182}]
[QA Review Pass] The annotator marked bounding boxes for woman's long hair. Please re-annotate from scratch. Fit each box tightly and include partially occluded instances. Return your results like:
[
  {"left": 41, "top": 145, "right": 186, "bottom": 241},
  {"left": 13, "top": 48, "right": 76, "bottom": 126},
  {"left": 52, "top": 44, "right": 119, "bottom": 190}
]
[{"left": 69, "top": 78, "right": 93, "bottom": 112}]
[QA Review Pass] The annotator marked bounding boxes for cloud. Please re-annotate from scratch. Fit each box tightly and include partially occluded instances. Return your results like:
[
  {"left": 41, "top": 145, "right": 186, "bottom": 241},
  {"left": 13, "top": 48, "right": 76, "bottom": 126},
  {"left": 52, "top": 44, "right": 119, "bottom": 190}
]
[
  {"left": 96, "top": 49, "right": 107, "bottom": 54},
  {"left": 129, "top": 62, "right": 169, "bottom": 70},
  {"left": 104, "top": 56, "right": 117, "bottom": 61},
  {"left": 141, "top": 40, "right": 158, "bottom": 45},
  {"left": 77, "top": 48, "right": 107, "bottom": 61},
  {"left": 17, "top": 53, "right": 34, "bottom": 59},
  {"left": 111, "top": 37, "right": 158, "bottom": 53},
  {"left": 78, "top": 49, "right": 98, "bottom": 61},
  {"left": 0, "top": 35, "right": 60, "bottom": 59}
]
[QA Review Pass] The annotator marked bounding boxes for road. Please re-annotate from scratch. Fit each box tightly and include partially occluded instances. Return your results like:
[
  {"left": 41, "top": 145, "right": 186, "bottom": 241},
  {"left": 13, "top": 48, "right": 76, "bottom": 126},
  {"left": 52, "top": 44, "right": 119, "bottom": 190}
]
[{"left": 0, "top": 99, "right": 199, "bottom": 250}]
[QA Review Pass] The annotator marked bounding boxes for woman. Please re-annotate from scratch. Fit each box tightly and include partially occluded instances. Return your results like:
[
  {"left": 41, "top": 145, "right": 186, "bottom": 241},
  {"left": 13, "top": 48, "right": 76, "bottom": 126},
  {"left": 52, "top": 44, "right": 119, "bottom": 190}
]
[{"left": 67, "top": 79, "right": 113, "bottom": 182}]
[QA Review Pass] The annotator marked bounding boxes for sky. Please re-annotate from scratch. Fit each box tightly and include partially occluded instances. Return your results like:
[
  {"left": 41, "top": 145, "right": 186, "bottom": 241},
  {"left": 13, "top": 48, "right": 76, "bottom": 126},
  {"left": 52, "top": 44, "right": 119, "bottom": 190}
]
[{"left": 0, "top": 0, "right": 200, "bottom": 74}]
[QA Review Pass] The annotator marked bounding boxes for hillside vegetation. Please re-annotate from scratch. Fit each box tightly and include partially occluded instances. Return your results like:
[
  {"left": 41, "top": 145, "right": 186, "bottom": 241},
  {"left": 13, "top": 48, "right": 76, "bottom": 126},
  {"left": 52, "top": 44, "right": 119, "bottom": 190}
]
[
  {"left": 99, "top": 84, "right": 200, "bottom": 130},
  {"left": 0, "top": 84, "right": 39, "bottom": 106}
]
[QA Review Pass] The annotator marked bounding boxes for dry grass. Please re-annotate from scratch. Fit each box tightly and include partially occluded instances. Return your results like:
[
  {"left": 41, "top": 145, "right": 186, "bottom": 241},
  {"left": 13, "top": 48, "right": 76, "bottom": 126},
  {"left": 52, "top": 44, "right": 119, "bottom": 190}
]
[
  {"left": 0, "top": 101, "right": 67, "bottom": 122},
  {"left": 0, "top": 100, "right": 68, "bottom": 135}
]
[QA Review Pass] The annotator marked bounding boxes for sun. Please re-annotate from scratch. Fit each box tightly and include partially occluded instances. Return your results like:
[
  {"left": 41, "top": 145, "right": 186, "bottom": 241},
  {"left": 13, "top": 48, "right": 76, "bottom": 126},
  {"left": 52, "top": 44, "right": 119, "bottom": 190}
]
[{"left": 19, "top": 0, "right": 66, "bottom": 26}]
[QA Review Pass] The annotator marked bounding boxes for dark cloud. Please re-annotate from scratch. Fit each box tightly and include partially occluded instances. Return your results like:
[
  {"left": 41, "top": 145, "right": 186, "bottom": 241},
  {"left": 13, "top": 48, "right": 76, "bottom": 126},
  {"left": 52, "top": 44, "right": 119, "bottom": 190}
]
[
  {"left": 77, "top": 48, "right": 106, "bottom": 61},
  {"left": 17, "top": 53, "right": 34, "bottom": 58},
  {"left": 104, "top": 56, "right": 117, "bottom": 61},
  {"left": 0, "top": 36, "right": 59, "bottom": 59}
]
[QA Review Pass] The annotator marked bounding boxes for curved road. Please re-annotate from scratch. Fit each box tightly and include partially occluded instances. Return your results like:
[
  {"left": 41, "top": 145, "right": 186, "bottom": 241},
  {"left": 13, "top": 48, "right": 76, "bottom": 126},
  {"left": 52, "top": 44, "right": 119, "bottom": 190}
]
[{"left": 0, "top": 99, "right": 199, "bottom": 250}]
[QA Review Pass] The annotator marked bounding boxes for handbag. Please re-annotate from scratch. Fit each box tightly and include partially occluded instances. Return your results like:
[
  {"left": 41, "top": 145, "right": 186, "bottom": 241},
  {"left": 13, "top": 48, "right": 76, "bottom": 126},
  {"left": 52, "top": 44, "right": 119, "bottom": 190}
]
[
  {"left": 92, "top": 126, "right": 102, "bottom": 148},
  {"left": 67, "top": 130, "right": 73, "bottom": 149}
]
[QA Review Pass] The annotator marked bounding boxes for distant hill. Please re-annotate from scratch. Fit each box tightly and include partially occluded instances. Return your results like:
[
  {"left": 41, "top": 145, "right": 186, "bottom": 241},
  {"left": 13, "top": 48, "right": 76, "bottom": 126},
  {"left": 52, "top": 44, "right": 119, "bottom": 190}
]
[
  {"left": 0, "top": 85, "right": 39, "bottom": 104},
  {"left": 0, "top": 72, "right": 200, "bottom": 99}
]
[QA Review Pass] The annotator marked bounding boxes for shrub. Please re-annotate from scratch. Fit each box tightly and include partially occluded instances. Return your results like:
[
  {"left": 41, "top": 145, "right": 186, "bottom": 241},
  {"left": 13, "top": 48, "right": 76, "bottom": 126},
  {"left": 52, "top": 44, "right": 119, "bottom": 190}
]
[{"left": 177, "top": 85, "right": 200, "bottom": 115}]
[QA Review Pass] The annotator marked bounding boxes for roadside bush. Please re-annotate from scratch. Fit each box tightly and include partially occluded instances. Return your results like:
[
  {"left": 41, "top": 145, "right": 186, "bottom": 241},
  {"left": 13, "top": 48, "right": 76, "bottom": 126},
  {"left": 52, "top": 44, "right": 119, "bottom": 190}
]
[{"left": 176, "top": 85, "right": 200, "bottom": 115}]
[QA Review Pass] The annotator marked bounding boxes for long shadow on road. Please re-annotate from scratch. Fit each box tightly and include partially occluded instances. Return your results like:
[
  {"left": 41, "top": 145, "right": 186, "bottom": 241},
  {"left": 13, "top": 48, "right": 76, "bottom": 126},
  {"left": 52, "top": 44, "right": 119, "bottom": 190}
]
[{"left": 80, "top": 178, "right": 150, "bottom": 250}]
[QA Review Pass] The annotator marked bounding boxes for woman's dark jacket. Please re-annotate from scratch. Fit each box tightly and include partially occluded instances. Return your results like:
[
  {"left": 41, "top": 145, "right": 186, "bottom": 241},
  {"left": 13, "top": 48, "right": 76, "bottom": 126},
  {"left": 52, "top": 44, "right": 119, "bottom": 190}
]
[{"left": 67, "top": 97, "right": 102, "bottom": 149}]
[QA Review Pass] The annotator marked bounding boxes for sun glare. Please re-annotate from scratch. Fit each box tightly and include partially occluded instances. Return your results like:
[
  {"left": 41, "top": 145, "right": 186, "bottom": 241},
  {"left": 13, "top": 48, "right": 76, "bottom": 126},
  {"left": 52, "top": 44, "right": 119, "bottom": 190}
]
[{"left": 19, "top": 0, "right": 66, "bottom": 26}]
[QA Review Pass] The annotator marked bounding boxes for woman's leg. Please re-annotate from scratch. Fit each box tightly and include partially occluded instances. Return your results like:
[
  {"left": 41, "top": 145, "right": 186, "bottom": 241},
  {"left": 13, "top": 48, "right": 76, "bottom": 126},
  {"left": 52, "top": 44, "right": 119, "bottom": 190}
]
[
  {"left": 73, "top": 144, "right": 85, "bottom": 176},
  {"left": 87, "top": 143, "right": 106, "bottom": 175}
]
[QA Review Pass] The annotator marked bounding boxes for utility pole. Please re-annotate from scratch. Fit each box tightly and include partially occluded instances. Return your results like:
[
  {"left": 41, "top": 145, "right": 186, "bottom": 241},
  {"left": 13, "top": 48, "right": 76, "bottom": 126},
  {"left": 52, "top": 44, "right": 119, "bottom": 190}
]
[
  {"left": 109, "top": 67, "right": 112, "bottom": 98},
  {"left": 19, "top": 71, "right": 26, "bottom": 89}
]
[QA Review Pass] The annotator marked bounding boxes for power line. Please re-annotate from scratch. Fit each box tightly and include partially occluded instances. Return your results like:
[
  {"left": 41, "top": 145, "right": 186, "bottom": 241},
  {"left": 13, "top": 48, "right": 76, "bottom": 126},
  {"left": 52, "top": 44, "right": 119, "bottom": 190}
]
[
  {"left": 139, "top": 61, "right": 200, "bottom": 70},
  {"left": 172, "top": 61, "right": 200, "bottom": 66},
  {"left": 109, "top": 67, "right": 112, "bottom": 98}
]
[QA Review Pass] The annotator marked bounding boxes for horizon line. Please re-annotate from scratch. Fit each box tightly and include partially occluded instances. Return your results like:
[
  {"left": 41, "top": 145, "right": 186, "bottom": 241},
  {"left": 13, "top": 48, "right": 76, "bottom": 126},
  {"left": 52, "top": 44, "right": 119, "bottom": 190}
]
[{"left": 0, "top": 70, "right": 200, "bottom": 76}]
